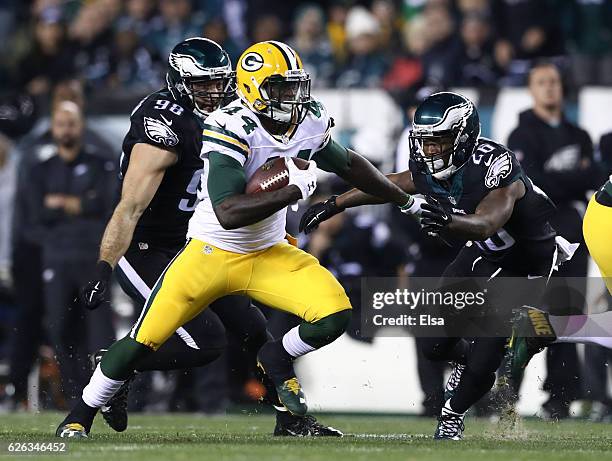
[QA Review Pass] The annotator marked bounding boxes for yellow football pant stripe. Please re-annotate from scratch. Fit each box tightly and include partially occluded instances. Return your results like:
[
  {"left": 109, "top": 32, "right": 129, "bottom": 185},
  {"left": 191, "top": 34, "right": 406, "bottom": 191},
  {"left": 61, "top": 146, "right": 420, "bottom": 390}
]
[
  {"left": 583, "top": 194, "right": 612, "bottom": 294},
  {"left": 134, "top": 239, "right": 351, "bottom": 350}
]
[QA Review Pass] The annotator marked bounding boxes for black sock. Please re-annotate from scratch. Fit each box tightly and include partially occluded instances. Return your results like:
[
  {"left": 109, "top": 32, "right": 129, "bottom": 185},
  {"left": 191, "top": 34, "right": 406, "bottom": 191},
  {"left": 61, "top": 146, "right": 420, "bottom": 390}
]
[
  {"left": 449, "top": 369, "right": 495, "bottom": 414},
  {"left": 258, "top": 339, "right": 294, "bottom": 382},
  {"left": 60, "top": 398, "right": 98, "bottom": 433}
]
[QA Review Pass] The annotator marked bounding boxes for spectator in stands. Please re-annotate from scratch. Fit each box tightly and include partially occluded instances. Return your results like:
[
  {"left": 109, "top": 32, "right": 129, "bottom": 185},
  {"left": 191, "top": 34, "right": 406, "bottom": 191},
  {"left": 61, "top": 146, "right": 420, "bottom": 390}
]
[
  {"left": 251, "top": 14, "right": 283, "bottom": 43},
  {"left": 15, "top": 7, "right": 75, "bottom": 97},
  {"left": 335, "top": 6, "right": 387, "bottom": 88},
  {"left": 563, "top": 0, "right": 612, "bottom": 86},
  {"left": 419, "top": 3, "right": 462, "bottom": 88},
  {"left": 202, "top": 18, "right": 242, "bottom": 65},
  {"left": 120, "top": 0, "right": 158, "bottom": 39},
  {"left": 148, "top": 0, "right": 204, "bottom": 60},
  {"left": 107, "top": 19, "right": 162, "bottom": 93},
  {"left": 457, "top": 0, "right": 490, "bottom": 15},
  {"left": 371, "top": 0, "right": 402, "bottom": 55},
  {"left": 27, "top": 100, "right": 116, "bottom": 404},
  {"left": 456, "top": 12, "right": 499, "bottom": 86},
  {"left": 507, "top": 62, "right": 603, "bottom": 419},
  {"left": 492, "top": 0, "right": 565, "bottom": 85},
  {"left": 382, "top": 16, "right": 427, "bottom": 94},
  {"left": 326, "top": 1, "right": 349, "bottom": 66},
  {"left": 289, "top": 4, "right": 335, "bottom": 88},
  {"left": 69, "top": 1, "right": 117, "bottom": 89}
]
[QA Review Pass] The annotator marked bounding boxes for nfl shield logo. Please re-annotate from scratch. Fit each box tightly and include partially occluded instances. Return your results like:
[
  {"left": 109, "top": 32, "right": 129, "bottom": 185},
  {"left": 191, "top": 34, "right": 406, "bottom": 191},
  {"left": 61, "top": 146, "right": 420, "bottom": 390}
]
[{"left": 449, "top": 196, "right": 457, "bottom": 205}]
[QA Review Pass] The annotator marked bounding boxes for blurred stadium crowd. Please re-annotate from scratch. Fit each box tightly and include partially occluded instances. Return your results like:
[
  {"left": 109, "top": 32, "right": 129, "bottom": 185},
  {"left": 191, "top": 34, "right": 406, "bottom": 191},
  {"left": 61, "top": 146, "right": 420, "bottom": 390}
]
[
  {"left": 0, "top": 0, "right": 612, "bottom": 421},
  {"left": 1, "top": 0, "right": 612, "bottom": 97}
]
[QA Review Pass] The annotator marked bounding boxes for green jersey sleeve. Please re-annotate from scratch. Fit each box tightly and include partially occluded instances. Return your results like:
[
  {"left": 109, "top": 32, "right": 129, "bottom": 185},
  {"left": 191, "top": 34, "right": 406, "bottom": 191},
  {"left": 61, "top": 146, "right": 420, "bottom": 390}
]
[
  {"left": 311, "top": 138, "right": 352, "bottom": 175},
  {"left": 207, "top": 151, "right": 246, "bottom": 207}
]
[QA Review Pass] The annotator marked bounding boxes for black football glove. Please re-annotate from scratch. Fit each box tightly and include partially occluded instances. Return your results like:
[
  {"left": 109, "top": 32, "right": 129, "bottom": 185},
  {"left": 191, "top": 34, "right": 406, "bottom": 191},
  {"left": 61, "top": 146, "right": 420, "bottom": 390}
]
[
  {"left": 75, "top": 261, "right": 113, "bottom": 310},
  {"left": 299, "top": 195, "right": 342, "bottom": 234},
  {"left": 420, "top": 196, "right": 452, "bottom": 236}
]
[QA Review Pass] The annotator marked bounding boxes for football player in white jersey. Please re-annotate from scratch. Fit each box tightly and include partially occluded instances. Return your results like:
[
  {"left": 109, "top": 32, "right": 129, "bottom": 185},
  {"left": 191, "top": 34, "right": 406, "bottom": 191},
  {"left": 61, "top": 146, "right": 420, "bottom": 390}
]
[{"left": 56, "top": 40, "right": 422, "bottom": 432}]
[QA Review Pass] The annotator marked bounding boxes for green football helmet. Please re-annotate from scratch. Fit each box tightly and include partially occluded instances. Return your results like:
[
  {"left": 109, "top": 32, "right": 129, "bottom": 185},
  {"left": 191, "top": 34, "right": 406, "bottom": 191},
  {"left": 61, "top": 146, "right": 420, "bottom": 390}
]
[
  {"left": 166, "top": 37, "right": 235, "bottom": 118},
  {"left": 409, "top": 92, "right": 480, "bottom": 180}
]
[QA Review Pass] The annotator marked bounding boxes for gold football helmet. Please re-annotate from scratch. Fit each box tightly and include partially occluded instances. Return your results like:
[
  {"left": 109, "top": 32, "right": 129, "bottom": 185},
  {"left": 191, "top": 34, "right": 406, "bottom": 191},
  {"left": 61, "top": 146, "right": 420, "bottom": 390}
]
[{"left": 236, "top": 41, "right": 311, "bottom": 128}]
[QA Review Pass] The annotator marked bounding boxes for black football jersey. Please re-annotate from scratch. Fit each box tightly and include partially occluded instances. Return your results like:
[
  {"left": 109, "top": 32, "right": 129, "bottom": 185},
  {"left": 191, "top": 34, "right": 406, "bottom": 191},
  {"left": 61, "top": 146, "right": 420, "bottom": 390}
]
[
  {"left": 121, "top": 89, "right": 203, "bottom": 249},
  {"left": 409, "top": 138, "right": 557, "bottom": 275}
]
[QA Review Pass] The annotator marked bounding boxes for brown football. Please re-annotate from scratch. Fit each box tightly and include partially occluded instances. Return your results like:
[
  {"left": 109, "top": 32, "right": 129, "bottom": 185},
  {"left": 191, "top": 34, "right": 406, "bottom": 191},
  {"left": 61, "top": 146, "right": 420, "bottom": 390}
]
[{"left": 245, "top": 157, "right": 310, "bottom": 194}]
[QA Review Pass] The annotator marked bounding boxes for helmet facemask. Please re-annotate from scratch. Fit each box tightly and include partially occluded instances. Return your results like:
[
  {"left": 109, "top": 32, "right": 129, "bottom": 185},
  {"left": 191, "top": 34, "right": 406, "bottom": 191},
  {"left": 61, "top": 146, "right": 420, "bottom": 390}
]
[
  {"left": 409, "top": 127, "right": 462, "bottom": 180},
  {"left": 257, "top": 70, "right": 311, "bottom": 131},
  {"left": 180, "top": 70, "right": 236, "bottom": 118}
]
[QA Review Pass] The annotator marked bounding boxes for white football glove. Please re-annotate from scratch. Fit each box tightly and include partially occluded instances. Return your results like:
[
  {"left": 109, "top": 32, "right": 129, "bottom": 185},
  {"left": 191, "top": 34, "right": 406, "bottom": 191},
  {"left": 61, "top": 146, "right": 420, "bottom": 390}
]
[
  {"left": 399, "top": 195, "right": 428, "bottom": 219},
  {"left": 286, "top": 157, "right": 318, "bottom": 200}
]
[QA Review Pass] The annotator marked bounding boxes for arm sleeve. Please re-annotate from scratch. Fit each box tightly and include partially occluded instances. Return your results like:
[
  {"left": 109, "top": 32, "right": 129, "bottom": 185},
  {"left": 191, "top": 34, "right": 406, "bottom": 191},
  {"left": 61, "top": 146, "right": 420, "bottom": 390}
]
[
  {"left": 207, "top": 151, "right": 247, "bottom": 207},
  {"left": 311, "top": 138, "right": 352, "bottom": 175}
]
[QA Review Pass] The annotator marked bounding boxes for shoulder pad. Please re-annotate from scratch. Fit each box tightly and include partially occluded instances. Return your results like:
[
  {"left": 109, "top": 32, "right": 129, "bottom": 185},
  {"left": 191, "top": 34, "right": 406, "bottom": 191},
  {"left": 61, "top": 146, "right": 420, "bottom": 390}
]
[
  {"left": 471, "top": 139, "right": 521, "bottom": 189},
  {"left": 201, "top": 102, "right": 253, "bottom": 165}
]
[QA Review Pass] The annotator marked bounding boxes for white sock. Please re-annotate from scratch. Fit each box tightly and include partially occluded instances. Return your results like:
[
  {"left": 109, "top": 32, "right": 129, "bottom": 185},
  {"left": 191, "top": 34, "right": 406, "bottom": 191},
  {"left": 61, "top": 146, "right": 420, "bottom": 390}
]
[
  {"left": 551, "top": 311, "right": 612, "bottom": 349},
  {"left": 82, "top": 365, "right": 125, "bottom": 408},
  {"left": 282, "top": 326, "right": 315, "bottom": 358}
]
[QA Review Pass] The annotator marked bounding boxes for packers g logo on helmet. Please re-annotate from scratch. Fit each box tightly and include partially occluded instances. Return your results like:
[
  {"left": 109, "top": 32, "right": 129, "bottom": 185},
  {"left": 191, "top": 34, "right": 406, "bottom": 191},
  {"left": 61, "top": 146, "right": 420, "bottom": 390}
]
[
  {"left": 241, "top": 52, "right": 264, "bottom": 72},
  {"left": 236, "top": 41, "right": 311, "bottom": 129}
]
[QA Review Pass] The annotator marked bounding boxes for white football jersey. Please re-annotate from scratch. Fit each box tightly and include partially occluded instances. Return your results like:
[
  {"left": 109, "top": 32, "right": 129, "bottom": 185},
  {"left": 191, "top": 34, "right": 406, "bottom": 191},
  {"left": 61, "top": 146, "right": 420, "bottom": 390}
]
[{"left": 187, "top": 98, "right": 332, "bottom": 253}]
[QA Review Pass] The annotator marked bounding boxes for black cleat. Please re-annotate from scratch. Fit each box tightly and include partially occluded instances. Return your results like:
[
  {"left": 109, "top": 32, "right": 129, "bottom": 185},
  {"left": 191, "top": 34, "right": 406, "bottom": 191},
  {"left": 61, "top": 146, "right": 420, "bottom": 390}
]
[
  {"left": 274, "top": 414, "right": 343, "bottom": 437},
  {"left": 91, "top": 349, "right": 134, "bottom": 432}
]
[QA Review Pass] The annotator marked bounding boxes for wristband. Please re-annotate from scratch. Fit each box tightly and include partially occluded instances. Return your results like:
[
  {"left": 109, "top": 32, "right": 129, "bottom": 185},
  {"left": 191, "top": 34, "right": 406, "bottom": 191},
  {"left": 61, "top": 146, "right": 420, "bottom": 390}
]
[
  {"left": 95, "top": 260, "right": 113, "bottom": 282},
  {"left": 398, "top": 196, "right": 419, "bottom": 214}
]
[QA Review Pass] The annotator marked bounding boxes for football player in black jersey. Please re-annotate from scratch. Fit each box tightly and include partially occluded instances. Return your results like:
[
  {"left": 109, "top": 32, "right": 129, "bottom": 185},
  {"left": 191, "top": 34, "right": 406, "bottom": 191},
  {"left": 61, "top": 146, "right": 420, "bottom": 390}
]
[
  {"left": 300, "top": 92, "right": 574, "bottom": 439},
  {"left": 56, "top": 38, "right": 340, "bottom": 438}
]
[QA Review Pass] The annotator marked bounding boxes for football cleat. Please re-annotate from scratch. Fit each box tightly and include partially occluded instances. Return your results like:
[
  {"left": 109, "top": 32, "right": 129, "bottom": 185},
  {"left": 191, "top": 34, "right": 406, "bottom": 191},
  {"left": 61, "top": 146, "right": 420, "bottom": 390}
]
[
  {"left": 91, "top": 349, "right": 134, "bottom": 432},
  {"left": 444, "top": 362, "right": 466, "bottom": 402},
  {"left": 434, "top": 400, "right": 465, "bottom": 440},
  {"left": 55, "top": 423, "right": 88, "bottom": 439},
  {"left": 274, "top": 414, "right": 343, "bottom": 437},
  {"left": 506, "top": 307, "right": 556, "bottom": 384}
]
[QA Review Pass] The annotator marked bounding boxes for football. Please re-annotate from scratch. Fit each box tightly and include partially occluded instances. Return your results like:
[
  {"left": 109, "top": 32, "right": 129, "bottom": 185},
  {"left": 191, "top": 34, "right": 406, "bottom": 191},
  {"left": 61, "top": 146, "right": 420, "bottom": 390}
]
[{"left": 245, "top": 157, "right": 310, "bottom": 194}]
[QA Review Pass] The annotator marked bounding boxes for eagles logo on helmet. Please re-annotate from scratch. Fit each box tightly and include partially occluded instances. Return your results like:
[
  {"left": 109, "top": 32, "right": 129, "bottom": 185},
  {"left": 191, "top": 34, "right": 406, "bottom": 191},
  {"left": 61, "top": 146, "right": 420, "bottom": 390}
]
[
  {"left": 409, "top": 92, "right": 481, "bottom": 181},
  {"left": 166, "top": 37, "right": 236, "bottom": 118}
]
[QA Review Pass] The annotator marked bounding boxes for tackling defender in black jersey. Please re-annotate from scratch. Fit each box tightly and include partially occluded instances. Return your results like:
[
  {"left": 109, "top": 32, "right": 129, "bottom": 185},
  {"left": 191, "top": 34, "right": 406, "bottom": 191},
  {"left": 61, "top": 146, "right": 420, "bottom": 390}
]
[
  {"left": 57, "top": 38, "right": 340, "bottom": 439},
  {"left": 300, "top": 92, "right": 575, "bottom": 440}
]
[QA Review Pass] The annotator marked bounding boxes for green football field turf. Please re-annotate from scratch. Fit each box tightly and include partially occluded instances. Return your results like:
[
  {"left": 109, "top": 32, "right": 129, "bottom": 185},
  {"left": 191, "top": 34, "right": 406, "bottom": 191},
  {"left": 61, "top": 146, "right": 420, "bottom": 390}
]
[{"left": 1, "top": 412, "right": 611, "bottom": 461}]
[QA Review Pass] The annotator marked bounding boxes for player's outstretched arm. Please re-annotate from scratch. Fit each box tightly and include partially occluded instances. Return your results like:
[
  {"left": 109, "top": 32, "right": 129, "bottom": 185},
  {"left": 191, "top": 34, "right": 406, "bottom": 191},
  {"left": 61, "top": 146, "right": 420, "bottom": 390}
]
[
  {"left": 210, "top": 153, "right": 306, "bottom": 230},
  {"left": 75, "top": 144, "right": 177, "bottom": 310},
  {"left": 422, "top": 180, "right": 525, "bottom": 241},
  {"left": 299, "top": 140, "right": 419, "bottom": 234}
]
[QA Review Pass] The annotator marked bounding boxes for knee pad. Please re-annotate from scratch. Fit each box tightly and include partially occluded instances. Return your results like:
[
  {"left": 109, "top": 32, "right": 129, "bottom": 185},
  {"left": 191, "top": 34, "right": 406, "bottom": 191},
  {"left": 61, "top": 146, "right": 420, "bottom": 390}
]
[{"left": 299, "top": 309, "right": 352, "bottom": 348}]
